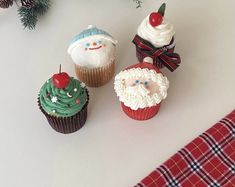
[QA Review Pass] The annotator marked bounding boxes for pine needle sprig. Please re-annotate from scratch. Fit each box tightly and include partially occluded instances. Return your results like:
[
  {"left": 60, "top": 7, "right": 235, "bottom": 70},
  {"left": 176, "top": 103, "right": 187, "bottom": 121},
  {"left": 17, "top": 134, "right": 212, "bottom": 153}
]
[
  {"left": 18, "top": 0, "right": 50, "bottom": 30},
  {"left": 34, "top": 0, "right": 50, "bottom": 16}
]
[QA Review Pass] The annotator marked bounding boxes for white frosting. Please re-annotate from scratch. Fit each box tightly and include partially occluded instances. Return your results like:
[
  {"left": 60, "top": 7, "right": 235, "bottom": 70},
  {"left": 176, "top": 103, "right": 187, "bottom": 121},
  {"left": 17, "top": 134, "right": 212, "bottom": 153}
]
[
  {"left": 114, "top": 68, "right": 169, "bottom": 110},
  {"left": 137, "top": 16, "right": 175, "bottom": 47},
  {"left": 68, "top": 35, "right": 117, "bottom": 68}
]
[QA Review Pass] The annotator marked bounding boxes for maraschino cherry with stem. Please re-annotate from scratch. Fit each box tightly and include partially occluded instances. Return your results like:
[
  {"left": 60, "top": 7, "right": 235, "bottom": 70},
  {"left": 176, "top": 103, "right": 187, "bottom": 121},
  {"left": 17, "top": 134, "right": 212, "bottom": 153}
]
[
  {"left": 149, "top": 3, "right": 166, "bottom": 27},
  {"left": 52, "top": 64, "right": 70, "bottom": 89}
]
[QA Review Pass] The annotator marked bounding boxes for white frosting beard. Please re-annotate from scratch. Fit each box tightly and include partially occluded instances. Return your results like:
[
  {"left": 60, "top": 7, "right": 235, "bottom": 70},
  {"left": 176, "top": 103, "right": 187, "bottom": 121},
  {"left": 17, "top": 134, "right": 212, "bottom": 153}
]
[
  {"left": 114, "top": 68, "right": 169, "bottom": 110},
  {"left": 68, "top": 36, "right": 116, "bottom": 68},
  {"left": 137, "top": 16, "right": 175, "bottom": 48}
]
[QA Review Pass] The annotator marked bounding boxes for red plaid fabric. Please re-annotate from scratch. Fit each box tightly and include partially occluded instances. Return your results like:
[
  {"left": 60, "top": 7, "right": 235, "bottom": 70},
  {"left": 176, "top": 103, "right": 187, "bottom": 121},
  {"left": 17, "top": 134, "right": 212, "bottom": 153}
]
[{"left": 135, "top": 110, "right": 235, "bottom": 187}]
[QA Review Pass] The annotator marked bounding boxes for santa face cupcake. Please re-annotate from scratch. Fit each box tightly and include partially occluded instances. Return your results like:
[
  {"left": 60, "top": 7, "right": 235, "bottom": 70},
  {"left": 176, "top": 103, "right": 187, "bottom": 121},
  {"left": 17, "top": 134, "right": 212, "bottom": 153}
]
[
  {"left": 38, "top": 67, "right": 89, "bottom": 134},
  {"left": 114, "top": 58, "right": 169, "bottom": 120},
  {"left": 68, "top": 25, "right": 118, "bottom": 87},
  {"left": 133, "top": 3, "right": 181, "bottom": 72}
]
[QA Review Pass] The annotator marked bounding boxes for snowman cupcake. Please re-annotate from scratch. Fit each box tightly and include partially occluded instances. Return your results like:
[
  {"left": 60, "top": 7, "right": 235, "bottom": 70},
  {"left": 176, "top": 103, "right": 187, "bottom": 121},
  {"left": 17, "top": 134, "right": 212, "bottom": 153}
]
[
  {"left": 68, "top": 25, "right": 118, "bottom": 87},
  {"left": 114, "top": 58, "right": 169, "bottom": 120},
  {"left": 132, "top": 3, "right": 181, "bottom": 72}
]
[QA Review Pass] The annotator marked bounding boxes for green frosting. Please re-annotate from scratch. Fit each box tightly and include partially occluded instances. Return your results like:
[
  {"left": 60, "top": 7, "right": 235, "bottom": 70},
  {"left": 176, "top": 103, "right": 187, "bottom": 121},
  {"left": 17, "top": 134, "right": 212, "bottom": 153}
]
[{"left": 39, "top": 77, "right": 88, "bottom": 117}]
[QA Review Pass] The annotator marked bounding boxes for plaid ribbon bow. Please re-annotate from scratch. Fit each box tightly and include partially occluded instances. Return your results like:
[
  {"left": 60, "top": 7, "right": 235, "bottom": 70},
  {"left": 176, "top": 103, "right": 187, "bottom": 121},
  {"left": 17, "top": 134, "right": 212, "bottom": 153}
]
[{"left": 132, "top": 35, "right": 181, "bottom": 72}]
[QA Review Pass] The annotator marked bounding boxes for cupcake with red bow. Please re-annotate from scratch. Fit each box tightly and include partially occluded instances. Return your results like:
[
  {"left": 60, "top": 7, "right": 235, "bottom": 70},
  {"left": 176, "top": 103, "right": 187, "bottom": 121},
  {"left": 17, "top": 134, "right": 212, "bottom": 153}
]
[
  {"left": 114, "top": 58, "right": 169, "bottom": 120},
  {"left": 133, "top": 3, "right": 181, "bottom": 72},
  {"left": 38, "top": 66, "right": 89, "bottom": 134}
]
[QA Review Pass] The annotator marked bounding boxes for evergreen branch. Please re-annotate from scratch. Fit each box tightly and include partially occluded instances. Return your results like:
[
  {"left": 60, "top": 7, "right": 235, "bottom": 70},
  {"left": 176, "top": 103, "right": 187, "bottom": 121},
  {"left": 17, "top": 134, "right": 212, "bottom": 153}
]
[
  {"left": 18, "top": 6, "right": 38, "bottom": 29},
  {"left": 18, "top": 0, "right": 50, "bottom": 30},
  {"left": 34, "top": 0, "right": 50, "bottom": 16}
]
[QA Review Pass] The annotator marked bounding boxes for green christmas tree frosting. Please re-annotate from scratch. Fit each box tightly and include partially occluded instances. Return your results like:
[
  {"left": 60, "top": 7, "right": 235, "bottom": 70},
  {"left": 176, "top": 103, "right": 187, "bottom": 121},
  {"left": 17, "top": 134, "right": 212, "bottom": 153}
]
[{"left": 39, "top": 77, "right": 87, "bottom": 117}]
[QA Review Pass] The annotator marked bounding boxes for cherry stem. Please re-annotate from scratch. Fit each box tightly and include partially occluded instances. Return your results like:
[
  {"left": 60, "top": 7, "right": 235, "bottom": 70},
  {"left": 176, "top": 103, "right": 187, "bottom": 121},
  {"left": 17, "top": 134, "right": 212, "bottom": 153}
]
[{"left": 59, "top": 64, "right": 61, "bottom": 73}]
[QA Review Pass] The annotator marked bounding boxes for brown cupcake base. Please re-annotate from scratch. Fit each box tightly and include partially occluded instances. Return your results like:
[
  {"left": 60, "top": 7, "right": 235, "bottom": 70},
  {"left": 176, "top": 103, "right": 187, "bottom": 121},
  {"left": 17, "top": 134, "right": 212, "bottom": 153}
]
[
  {"left": 75, "top": 61, "right": 115, "bottom": 87},
  {"left": 38, "top": 91, "right": 89, "bottom": 134}
]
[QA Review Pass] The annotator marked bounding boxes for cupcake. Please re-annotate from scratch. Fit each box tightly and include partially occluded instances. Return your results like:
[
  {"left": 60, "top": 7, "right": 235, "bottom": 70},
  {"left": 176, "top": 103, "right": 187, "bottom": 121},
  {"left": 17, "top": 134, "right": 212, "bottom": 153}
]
[
  {"left": 38, "top": 67, "right": 89, "bottom": 134},
  {"left": 132, "top": 3, "right": 181, "bottom": 72},
  {"left": 68, "top": 25, "right": 118, "bottom": 87},
  {"left": 114, "top": 58, "right": 169, "bottom": 120}
]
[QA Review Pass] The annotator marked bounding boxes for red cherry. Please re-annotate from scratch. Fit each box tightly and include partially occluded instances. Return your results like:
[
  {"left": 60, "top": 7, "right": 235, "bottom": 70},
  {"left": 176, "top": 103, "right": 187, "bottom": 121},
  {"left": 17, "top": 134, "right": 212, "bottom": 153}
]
[
  {"left": 52, "top": 72, "right": 70, "bottom": 89},
  {"left": 149, "top": 12, "right": 163, "bottom": 27}
]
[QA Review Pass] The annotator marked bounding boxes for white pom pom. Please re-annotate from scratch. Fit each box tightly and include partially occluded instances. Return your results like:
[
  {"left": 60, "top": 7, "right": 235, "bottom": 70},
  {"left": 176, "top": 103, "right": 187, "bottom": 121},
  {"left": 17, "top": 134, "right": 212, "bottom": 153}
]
[
  {"left": 87, "top": 25, "right": 95, "bottom": 29},
  {"left": 143, "top": 57, "right": 153, "bottom": 64}
]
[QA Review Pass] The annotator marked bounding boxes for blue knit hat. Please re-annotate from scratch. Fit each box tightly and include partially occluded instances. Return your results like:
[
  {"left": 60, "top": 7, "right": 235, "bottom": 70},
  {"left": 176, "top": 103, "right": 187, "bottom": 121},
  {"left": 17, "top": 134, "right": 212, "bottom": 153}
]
[
  {"left": 70, "top": 25, "right": 115, "bottom": 43},
  {"left": 68, "top": 25, "right": 117, "bottom": 54}
]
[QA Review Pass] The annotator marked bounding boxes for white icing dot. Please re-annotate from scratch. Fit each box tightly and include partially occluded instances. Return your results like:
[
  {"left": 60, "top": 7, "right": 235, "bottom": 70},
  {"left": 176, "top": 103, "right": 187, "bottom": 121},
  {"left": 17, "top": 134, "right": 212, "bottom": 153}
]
[
  {"left": 52, "top": 110, "right": 56, "bottom": 113},
  {"left": 74, "top": 88, "right": 78, "bottom": 92},
  {"left": 143, "top": 57, "right": 153, "bottom": 64}
]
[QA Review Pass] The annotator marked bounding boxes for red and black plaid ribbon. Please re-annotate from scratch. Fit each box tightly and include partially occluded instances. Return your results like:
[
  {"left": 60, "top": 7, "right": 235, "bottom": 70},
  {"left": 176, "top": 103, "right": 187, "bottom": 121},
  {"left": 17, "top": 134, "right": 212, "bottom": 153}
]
[
  {"left": 132, "top": 35, "right": 181, "bottom": 72},
  {"left": 135, "top": 110, "right": 235, "bottom": 187}
]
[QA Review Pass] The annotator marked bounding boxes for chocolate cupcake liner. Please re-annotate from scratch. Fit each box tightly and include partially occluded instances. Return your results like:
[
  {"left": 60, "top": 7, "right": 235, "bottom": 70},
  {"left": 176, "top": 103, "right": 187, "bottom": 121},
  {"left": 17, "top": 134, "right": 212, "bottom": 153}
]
[
  {"left": 38, "top": 90, "right": 89, "bottom": 134},
  {"left": 121, "top": 102, "right": 161, "bottom": 121},
  {"left": 75, "top": 61, "right": 115, "bottom": 87}
]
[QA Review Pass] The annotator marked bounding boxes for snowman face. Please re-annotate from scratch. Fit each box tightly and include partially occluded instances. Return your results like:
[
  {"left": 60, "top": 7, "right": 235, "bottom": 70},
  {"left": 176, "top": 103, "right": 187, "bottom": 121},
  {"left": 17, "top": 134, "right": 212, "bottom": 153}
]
[
  {"left": 70, "top": 36, "right": 116, "bottom": 68},
  {"left": 125, "top": 77, "right": 160, "bottom": 94},
  {"left": 83, "top": 40, "right": 105, "bottom": 51}
]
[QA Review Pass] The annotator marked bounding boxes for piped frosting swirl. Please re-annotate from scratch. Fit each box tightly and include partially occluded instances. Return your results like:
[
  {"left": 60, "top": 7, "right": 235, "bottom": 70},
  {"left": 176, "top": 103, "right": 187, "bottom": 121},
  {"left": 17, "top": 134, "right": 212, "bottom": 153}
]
[
  {"left": 137, "top": 16, "right": 175, "bottom": 48},
  {"left": 39, "top": 78, "right": 87, "bottom": 117}
]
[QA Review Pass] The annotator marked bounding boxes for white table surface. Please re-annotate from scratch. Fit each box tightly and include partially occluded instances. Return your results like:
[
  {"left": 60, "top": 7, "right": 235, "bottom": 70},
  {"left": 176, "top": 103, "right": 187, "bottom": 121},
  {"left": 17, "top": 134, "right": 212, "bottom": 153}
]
[{"left": 0, "top": 0, "right": 234, "bottom": 186}]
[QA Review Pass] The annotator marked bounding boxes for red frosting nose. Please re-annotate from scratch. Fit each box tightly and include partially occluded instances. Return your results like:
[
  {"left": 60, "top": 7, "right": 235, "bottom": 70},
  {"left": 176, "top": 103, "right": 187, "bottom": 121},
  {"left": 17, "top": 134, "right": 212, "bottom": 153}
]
[{"left": 93, "top": 42, "right": 97, "bottom": 46}]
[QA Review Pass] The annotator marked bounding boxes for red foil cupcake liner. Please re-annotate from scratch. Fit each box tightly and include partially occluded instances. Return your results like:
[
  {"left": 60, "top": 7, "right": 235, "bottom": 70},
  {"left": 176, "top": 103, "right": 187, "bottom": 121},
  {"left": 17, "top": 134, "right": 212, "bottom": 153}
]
[
  {"left": 38, "top": 90, "right": 89, "bottom": 134},
  {"left": 121, "top": 102, "right": 161, "bottom": 121}
]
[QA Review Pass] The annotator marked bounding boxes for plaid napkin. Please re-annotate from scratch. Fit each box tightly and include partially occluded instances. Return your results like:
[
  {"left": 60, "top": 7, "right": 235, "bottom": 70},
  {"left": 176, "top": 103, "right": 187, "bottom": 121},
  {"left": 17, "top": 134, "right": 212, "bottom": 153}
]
[{"left": 135, "top": 110, "right": 235, "bottom": 187}]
